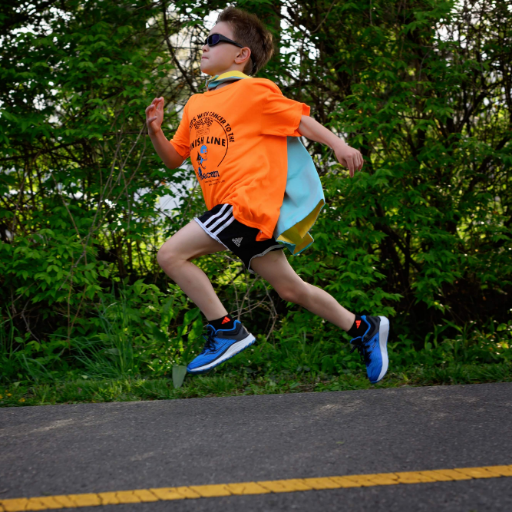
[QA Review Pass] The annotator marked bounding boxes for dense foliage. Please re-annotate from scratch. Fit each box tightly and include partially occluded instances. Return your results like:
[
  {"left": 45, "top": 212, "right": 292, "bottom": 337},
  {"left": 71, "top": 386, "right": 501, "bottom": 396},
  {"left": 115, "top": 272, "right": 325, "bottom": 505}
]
[{"left": 1, "top": 0, "right": 511, "bottom": 386}]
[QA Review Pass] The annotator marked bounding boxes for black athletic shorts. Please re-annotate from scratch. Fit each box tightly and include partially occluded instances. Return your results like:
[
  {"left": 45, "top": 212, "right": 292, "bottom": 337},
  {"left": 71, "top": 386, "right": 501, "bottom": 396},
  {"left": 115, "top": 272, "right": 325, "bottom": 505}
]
[{"left": 195, "top": 203, "right": 284, "bottom": 273}]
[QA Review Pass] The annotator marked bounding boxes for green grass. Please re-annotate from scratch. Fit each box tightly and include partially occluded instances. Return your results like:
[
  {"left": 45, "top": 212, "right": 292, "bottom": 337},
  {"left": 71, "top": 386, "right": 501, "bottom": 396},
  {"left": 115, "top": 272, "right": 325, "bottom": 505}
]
[
  {"left": 2, "top": 303, "right": 511, "bottom": 407},
  {"left": 2, "top": 361, "right": 512, "bottom": 407}
]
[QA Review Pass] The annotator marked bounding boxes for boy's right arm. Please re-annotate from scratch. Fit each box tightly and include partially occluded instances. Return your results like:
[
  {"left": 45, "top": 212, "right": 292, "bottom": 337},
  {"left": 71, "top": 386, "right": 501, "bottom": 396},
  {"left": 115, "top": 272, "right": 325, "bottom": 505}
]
[{"left": 146, "top": 97, "right": 185, "bottom": 169}]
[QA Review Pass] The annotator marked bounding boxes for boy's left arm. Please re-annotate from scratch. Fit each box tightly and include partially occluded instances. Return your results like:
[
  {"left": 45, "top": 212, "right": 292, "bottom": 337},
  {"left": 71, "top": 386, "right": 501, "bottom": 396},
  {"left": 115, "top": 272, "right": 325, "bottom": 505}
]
[{"left": 298, "top": 115, "right": 363, "bottom": 177}]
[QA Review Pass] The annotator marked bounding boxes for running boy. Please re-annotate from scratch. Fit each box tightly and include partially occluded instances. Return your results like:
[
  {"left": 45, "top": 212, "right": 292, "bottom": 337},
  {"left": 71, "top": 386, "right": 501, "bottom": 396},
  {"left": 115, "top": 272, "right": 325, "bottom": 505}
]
[{"left": 146, "top": 7, "right": 389, "bottom": 383}]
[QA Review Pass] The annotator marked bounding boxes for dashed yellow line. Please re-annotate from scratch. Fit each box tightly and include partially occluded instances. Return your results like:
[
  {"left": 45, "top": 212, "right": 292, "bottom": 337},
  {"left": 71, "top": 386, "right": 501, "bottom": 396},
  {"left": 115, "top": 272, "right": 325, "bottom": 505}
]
[{"left": 1, "top": 465, "right": 511, "bottom": 511}]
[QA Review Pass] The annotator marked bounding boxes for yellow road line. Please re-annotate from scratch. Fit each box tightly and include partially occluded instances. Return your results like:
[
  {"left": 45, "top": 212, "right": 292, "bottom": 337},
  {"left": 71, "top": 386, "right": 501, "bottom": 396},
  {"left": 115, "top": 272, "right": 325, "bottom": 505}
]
[{"left": 1, "top": 464, "right": 511, "bottom": 511}]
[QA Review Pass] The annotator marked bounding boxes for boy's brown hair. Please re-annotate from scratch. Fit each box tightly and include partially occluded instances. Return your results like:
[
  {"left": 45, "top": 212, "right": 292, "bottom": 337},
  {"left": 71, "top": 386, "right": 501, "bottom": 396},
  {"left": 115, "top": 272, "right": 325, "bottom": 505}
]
[{"left": 217, "top": 7, "right": 274, "bottom": 75}]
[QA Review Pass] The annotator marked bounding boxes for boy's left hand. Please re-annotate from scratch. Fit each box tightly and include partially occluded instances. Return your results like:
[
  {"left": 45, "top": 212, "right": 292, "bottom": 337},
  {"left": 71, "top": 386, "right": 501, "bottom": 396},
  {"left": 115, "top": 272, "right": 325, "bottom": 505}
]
[{"left": 333, "top": 141, "right": 364, "bottom": 177}]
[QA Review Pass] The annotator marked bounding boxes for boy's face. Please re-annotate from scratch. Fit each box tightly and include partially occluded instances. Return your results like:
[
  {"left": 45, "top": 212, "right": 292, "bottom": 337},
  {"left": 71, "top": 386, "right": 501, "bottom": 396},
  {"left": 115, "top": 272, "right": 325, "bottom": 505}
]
[{"left": 201, "top": 22, "right": 250, "bottom": 76}]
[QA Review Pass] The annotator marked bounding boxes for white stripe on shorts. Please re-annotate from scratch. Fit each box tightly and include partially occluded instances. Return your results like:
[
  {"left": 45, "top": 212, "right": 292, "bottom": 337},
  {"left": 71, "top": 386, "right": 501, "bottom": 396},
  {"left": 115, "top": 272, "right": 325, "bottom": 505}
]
[
  {"left": 206, "top": 205, "right": 234, "bottom": 233},
  {"left": 212, "top": 214, "right": 236, "bottom": 236},
  {"left": 203, "top": 203, "right": 231, "bottom": 229}
]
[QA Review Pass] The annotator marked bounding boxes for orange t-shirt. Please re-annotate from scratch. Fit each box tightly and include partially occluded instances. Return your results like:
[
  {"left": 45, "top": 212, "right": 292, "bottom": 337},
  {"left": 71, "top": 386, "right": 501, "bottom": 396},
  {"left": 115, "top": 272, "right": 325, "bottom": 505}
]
[{"left": 170, "top": 78, "right": 310, "bottom": 241}]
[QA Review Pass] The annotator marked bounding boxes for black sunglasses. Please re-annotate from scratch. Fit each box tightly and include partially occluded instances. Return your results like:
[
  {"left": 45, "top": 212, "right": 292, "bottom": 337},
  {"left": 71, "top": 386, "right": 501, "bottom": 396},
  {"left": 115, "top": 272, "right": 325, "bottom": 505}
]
[
  {"left": 204, "top": 33, "right": 245, "bottom": 48},
  {"left": 204, "top": 33, "right": 255, "bottom": 70}
]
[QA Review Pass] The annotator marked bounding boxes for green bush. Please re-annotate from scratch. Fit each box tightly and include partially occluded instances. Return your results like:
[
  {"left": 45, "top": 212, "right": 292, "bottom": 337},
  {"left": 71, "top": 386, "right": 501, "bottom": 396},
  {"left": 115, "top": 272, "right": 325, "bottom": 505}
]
[{"left": 1, "top": 0, "right": 511, "bottom": 386}]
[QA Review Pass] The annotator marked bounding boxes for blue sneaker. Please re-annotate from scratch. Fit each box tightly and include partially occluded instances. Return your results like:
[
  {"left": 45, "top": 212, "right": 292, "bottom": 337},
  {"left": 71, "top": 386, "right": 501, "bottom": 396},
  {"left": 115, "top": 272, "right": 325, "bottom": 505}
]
[
  {"left": 350, "top": 315, "right": 389, "bottom": 383},
  {"left": 187, "top": 320, "right": 256, "bottom": 374}
]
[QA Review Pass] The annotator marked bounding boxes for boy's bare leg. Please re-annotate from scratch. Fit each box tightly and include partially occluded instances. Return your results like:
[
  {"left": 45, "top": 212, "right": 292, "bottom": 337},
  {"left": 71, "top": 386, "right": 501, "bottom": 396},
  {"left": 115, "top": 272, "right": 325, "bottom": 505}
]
[
  {"left": 157, "top": 221, "right": 228, "bottom": 321},
  {"left": 250, "top": 249, "right": 355, "bottom": 331}
]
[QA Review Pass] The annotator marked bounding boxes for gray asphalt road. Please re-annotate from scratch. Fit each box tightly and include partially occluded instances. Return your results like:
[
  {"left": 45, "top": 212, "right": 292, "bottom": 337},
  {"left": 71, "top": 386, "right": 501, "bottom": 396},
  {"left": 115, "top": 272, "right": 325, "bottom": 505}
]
[{"left": 1, "top": 383, "right": 512, "bottom": 511}]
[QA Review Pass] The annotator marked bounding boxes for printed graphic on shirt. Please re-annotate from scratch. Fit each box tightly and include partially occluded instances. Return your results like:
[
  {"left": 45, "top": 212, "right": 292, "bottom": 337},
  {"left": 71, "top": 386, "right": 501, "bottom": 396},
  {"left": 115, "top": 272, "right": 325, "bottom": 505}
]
[
  {"left": 189, "top": 111, "right": 235, "bottom": 186},
  {"left": 196, "top": 145, "right": 209, "bottom": 180}
]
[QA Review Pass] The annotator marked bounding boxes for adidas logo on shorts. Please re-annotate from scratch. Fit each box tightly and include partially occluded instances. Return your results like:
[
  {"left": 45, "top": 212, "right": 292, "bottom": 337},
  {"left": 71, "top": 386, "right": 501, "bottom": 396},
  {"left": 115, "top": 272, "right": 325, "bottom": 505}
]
[{"left": 232, "top": 237, "right": 243, "bottom": 247}]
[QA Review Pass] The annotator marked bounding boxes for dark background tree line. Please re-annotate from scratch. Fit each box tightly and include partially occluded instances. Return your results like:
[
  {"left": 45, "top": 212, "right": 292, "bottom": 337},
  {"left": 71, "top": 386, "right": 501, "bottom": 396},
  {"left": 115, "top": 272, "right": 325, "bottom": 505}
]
[{"left": 0, "top": 0, "right": 511, "bottom": 383}]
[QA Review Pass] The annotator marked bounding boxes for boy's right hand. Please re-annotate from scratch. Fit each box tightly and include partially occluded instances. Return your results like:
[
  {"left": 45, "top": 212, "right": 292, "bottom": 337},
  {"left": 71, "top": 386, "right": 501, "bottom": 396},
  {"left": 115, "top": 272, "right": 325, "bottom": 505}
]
[{"left": 146, "top": 97, "right": 164, "bottom": 136}]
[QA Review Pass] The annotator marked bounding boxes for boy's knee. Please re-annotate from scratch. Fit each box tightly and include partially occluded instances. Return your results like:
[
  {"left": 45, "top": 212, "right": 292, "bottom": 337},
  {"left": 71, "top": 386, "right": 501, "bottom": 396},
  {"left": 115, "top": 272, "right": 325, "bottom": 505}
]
[
  {"left": 157, "top": 242, "right": 181, "bottom": 272},
  {"left": 156, "top": 244, "right": 169, "bottom": 269},
  {"left": 277, "top": 283, "right": 308, "bottom": 305}
]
